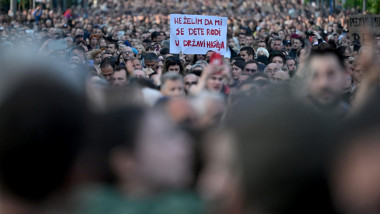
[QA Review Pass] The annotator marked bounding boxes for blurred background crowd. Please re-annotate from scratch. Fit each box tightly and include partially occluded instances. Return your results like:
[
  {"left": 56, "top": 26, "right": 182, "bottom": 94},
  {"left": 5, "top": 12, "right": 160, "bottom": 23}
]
[{"left": 0, "top": 0, "right": 380, "bottom": 214}]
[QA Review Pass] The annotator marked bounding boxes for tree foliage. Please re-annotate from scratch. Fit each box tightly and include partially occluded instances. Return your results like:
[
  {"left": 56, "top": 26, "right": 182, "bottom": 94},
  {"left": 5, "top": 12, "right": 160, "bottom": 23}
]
[{"left": 344, "top": 0, "right": 380, "bottom": 14}]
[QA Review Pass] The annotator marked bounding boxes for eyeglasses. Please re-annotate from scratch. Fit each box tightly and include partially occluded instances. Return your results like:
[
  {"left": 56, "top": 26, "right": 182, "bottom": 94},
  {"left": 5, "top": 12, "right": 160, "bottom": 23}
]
[
  {"left": 185, "top": 81, "right": 198, "bottom": 85},
  {"left": 244, "top": 68, "right": 257, "bottom": 73},
  {"left": 123, "top": 51, "right": 133, "bottom": 54}
]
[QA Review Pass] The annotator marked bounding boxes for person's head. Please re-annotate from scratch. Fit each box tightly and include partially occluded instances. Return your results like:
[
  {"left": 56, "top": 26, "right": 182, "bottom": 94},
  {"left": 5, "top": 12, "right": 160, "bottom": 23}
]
[
  {"left": 238, "top": 33, "right": 246, "bottom": 45},
  {"left": 292, "top": 38, "right": 303, "bottom": 50},
  {"left": 206, "top": 72, "right": 224, "bottom": 92},
  {"left": 163, "top": 56, "right": 184, "bottom": 75},
  {"left": 133, "top": 70, "right": 147, "bottom": 79},
  {"left": 89, "top": 34, "right": 99, "bottom": 46},
  {"left": 306, "top": 49, "right": 345, "bottom": 106},
  {"left": 227, "top": 90, "right": 335, "bottom": 214},
  {"left": 135, "top": 44, "right": 145, "bottom": 57},
  {"left": 286, "top": 57, "right": 297, "bottom": 77},
  {"left": 65, "top": 36, "right": 74, "bottom": 47},
  {"left": 284, "top": 40, "right": 292, "bottom": 51},
  {"left": 273, "top": 70, "right": 290, "bottom": 83},
  {"left": 184, "top": 73, "right": 198, "bottom": 94},
  {"left": 107, "top": 41, "right": 117, "bottom": 54},
  {"left": 157, "top": 31, "right": 166, "bottom": 42},
  {"left": 102, "top": 51, "right": 113, "bottom": 60},
  {"left": 272, "top": 37, "right": 283, "bottom": 51},
  {"left": 99, "top": 38, "right": 107, "bottom": 48},
  {"left": 245, "top": 34, "right": 254, "bottom": 47},
  {"left": 132, "top": 58, "right": 142, "bottom": 70},
  {"left": 230, "top": 57, "right": 245, "bottom": 65},
  {"left": 278, "top": 30, "right": 285, "bottom": 40},
  {"left": 91, "top": 49, "right": 103, "bottom": 65},
  {"left": 100, "top": 58, "right": 115, "bottom": 82},
  {"left": 132, "top": 109, "right": 193, "bottom": 189},
  {"left": 244, "top": 60, "right": 259, "bottom": 75},
  {"left": 352, "top": 62, "right": 364, "bottom": 86},
  {"left": 206, "top": 50, "right": 215, "bottom": 63},
  {"left": 240, "top": 46, "right": 255, "bottom": 62},
  {"left": 0, "top": 68, "right": 85, "bottom": 206},
  {"left": 269, "top": 52, "right": 285, "bottom": 68},
  {"left": 112, "top": 66, "right": 128, "bottom": 86},
  {"left": 264, "top": 63, "right": 280, "bottom": 80},
  {"left": 72, "top": 46, "right": 86, "bottom": 63},
  {"left": 151, "top": 31, "right": 159, "bottom": 42},
  {"left": 231, "top": 60, "right": 246, "bottom": 80},
  {"left": 160, "top": 72, "right": 185, "bottom": 98},
  {"left": 122, "top": 46, "right": 134, "bottom": 60},
  {"left": 190, "top": 64, "right": 204, "bottom": 76},
  {"left": 258, "top": 40, "right": 267, "bottom": 49},
  {"left": 69, "top": 54, "right": 81, "bottom": 66},
  {"left": 144, "top": 53, "right": 158, "bottom": 70},
  {"left": 141, "top": 32, "right": 150, "bottom": 41}
]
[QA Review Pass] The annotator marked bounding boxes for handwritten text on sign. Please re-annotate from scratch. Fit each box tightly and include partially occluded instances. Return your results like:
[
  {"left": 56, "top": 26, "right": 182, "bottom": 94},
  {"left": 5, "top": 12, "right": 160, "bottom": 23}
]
[{"left": 170, "top": 14, "right": 228, "bottom": 55}]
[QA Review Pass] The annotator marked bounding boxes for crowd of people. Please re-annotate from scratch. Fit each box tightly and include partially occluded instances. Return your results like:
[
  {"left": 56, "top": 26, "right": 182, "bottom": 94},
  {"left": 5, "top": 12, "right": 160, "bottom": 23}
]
[{"left": 1, "top": 0, "right": 380, "bottom": 213}]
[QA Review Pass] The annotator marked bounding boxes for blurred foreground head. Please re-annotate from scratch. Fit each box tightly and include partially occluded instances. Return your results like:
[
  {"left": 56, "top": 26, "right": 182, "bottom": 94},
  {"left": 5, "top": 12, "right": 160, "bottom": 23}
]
[
  {"left": 331, "top": 91, "right": 380, "bottom": 214},
  {"left": 226, "top": 87, "right": 337, "bottom": 214},
  {"left": 0, "top": 59, "right": 86, "bottom": 210}
]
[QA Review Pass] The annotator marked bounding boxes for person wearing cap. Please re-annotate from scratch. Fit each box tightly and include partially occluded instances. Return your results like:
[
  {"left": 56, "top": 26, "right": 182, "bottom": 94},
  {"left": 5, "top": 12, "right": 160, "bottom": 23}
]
[{"left": 284, "top": 40, "right": 292, "bottom": 52}]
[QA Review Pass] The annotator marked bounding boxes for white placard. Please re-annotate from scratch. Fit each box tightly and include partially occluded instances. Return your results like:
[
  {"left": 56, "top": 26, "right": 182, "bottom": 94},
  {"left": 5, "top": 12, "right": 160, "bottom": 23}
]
[{"left": 170, "top": 14, "right": 228, "bottom": 55}]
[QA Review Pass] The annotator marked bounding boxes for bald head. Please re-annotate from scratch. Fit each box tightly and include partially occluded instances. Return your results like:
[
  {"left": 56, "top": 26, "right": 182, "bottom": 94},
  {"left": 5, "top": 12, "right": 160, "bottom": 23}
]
[
  {"left": 273, "top": 70, "right": 290, "bottom": 83},
  {"left": 133, "top": 70, "right": 147, "bottom": 79},
  {"left": 265, "top": 63, "right": 280, "bottom": 80}
]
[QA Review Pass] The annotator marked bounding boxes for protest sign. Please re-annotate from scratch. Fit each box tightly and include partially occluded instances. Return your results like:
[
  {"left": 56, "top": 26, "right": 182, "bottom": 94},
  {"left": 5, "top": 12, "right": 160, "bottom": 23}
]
[
  {"left": 348, "top": 15, "right": 380, "bottom": 45},
  {"left": 170, "top": 14, "right": 228, "bottom": 55}
]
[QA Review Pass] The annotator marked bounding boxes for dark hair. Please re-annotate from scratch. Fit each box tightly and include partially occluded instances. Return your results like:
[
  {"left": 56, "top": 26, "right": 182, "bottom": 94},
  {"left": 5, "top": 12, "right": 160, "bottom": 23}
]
[
  {"left": 108, "top": 40, "right": 118, "bottom": 49},
  {"left": 308, "top": 48, "right": 345, "bottom": 69},
  {"left": 232, "top": 60, "right": 246, "bottom": 71},
  {"left": 145, "top": 52, "right": 158, "bottom": 62},
  {"left": 285, "top": 57, "right": 296, "bottom": 63},
  {"left": 151, "top": 31, "right": 159, "bottom": 41},
  {"left": 273, "top": 36, "right": 283, "bottom": 42},
  {"left": 163, "top": 56, "right": 184, "bottom": 75},
  {"left": 142, "top": 39, "right": 152, "bottom": 44},
  {"left": 240, "top": 46, "right": 255, "bottom": 56},
  {"left": 100, "top": 58, "right": 116, "bottom": 69},
  {"left": 115, "top": 65, "right": 128, "bottom": 77},
  {"left": 116, "top": 53, "right": 124, "bottom": 65},
  {"left": 246, "top": 59, "right": 259, "bottom": 68},
  {"left": 269, "top": 51, "right": 285, "bottom": 64},
  {"left": 146, "top": 45, "right": 154, "bottom": 52},
  {"left": 293, "top": 37, "right": 304, "bottom": 47},
  {"left": 231, "top": 57, "right": 245, "bottom": 63},
  {"left": 0, "top": 71, "right": 85, "bottom": 203},
  {"left": 160, "top": 47, "right": 170, "bottom": 55}
]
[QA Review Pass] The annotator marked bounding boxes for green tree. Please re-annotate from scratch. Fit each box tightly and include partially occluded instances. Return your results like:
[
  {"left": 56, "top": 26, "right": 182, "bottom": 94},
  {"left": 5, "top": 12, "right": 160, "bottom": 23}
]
[{"left": 344, "top": 0, "right": 380, "bottom": 14}]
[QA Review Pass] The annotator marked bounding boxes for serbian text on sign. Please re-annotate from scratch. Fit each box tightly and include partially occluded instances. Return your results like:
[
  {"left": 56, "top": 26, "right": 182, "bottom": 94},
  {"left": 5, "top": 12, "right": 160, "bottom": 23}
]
[{"left": 170, "top": 14, "right": 228, "bottom": 55}]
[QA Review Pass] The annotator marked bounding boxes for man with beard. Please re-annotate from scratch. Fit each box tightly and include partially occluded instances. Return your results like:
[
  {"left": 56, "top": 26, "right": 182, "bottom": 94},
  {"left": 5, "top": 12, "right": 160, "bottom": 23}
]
[{"left": 305, "top": 49, "right": 348, "bottom": 117}]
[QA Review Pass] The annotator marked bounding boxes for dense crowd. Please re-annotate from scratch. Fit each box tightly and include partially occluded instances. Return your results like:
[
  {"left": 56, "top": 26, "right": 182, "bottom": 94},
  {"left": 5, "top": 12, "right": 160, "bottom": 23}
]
[{"left": 1, "top": 0, "right": 380, "bottom": 214}]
